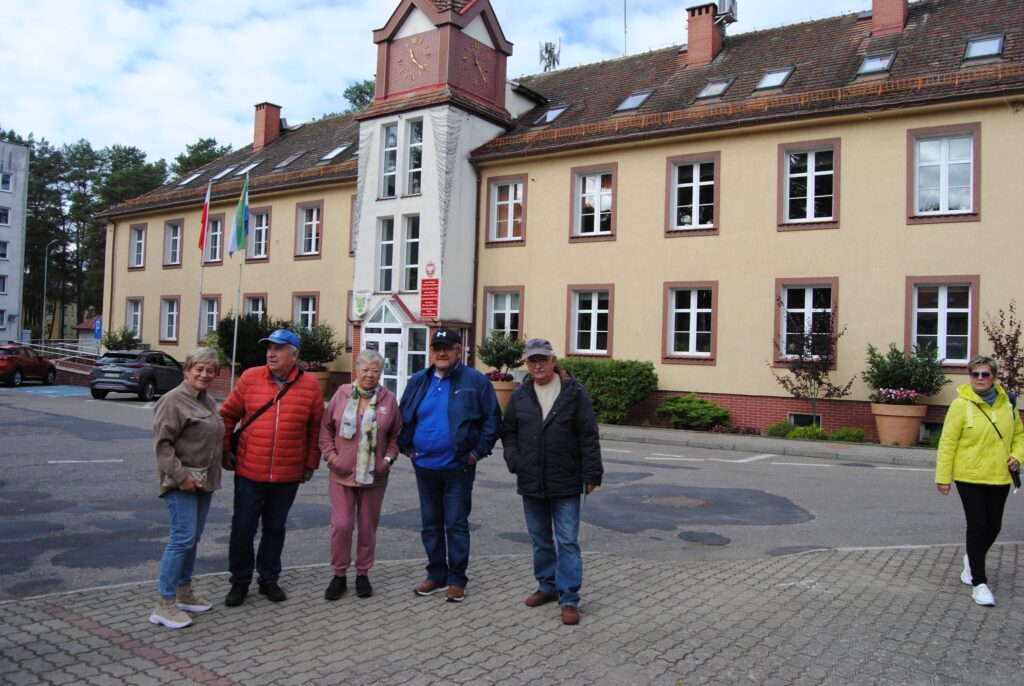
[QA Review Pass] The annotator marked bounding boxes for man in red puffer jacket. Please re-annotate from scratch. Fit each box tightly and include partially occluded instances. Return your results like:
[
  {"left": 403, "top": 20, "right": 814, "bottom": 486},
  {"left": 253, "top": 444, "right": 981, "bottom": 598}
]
[{"left": 220, "top": 329, "right": 324, "bottom": 607}]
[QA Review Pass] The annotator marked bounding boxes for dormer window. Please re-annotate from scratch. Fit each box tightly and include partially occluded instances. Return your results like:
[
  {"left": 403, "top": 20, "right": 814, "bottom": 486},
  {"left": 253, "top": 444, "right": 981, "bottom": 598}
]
[
  {"left": 534, "top": 106, "right": 567, "bottom": 125},
  {"left": 858, "top": 51, "right": 895, "bottom": 76},
  {"left": 965, "top": 35, "right": 1003, "bottom": 60},
  {"left": 235, "top": 161, "right": 261, "bottom": 176},
  {"left": 177, "top": 172, "right": 202, "bottom": 186},
  {"left": 275, "top": 151, "right": 305, "bottom": 169},
  {"left": 696, "top": 78, "right": 734, "bottom": 99},
  {"left": 755, "top": 68, "right": 793, "bottom": 91},
  {"left": 211, "top": 166, "right": 237, "bottom": 180},
  {"left": 616, "top": 90, "right": 653, "bottom": 112},
  {"left": 321, "top": 144, "right": 351, "bottom": 161}
]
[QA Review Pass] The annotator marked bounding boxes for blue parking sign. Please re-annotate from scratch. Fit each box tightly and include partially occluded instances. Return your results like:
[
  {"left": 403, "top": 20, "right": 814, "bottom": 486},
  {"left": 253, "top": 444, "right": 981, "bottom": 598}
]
[{"left": 94, "top": 317, "right": 102, "bottom": 339}]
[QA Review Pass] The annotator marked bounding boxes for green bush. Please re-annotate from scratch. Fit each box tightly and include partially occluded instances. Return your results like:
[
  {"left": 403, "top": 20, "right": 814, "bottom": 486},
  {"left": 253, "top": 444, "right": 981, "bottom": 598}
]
[
  {"left": 655, "top": 394, "right": 731, "bottom": 430},
  {"left": 862, "top": 342, "right": 950, "bottom": 398},
  {"left": 787, "top": 425, "right": 828, "bottom": 440},
  {"left": 200, "top": 331, "right": 231, "bottom": 367},
  {"left": 101, "top": 326, "right": 140, "bottom": 351},
  {"left": 216, "top": 313, "right": 294, "bottom": 370},
  {"left": 298, "top": 323, "right": 346, "bottom": 370},
  {"left": 828, "top": 427, "right": 866, "bottom": 443},
  {"left": 558, "top": 358, "right": 658, "bottom": 424},
  {"left": 476, "top": 330, "right": 525, "bottom": 380},
  {"left": 764, "top": 420, "right": 796, "bottom": 438}
]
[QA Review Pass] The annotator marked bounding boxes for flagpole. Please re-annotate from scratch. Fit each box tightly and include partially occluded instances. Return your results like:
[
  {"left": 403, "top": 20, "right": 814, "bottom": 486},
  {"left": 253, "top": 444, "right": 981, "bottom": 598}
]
[
  {"left": 230, "top": 259, "right": 243, "bottom": 390},
  {"left": 197, "top": 181, "right": 212, "bottom": 348},
  {"left": 228, "top": 174, "right": 250, "bottom": 391}
]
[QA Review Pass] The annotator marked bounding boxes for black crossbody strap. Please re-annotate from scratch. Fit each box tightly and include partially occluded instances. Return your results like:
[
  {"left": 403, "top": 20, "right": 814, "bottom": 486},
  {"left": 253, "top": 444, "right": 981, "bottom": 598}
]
[{"left": 233, "top": 369, "right": 304, "bottom": 445}]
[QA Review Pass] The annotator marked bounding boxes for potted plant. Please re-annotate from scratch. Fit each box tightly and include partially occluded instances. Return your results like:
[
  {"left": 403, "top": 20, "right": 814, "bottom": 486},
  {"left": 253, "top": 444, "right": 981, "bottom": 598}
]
[
  {"left": 862, "top": 342, "right": 950, "bottom": 446},
  {"left": 476, "top": 330, "right": 525, "bottom": 410},
  {"left": 298, "top": 323, "right": 346, "bottom": 395}
]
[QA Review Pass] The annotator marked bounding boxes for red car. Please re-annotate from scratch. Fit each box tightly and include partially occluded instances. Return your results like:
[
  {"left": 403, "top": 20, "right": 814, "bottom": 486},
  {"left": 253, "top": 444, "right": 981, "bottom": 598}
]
[{"left": 0, "top": 344, "right": 58, "bottom": 387}]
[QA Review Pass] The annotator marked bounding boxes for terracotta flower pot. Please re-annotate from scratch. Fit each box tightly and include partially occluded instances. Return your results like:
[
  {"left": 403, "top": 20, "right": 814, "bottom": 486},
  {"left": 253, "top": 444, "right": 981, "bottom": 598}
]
[
  {"left": 871, "top": 403, "right": 928, "bottom": 446},
  {"left": 491, "top": 380, "right": 518, "bottom": 411}
]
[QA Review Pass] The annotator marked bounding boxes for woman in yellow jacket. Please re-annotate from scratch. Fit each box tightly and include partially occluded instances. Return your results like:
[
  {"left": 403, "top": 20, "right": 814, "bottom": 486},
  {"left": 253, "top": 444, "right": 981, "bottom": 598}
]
[{"left": 936, "top": 356, "right": 1023, "bottom": 607}]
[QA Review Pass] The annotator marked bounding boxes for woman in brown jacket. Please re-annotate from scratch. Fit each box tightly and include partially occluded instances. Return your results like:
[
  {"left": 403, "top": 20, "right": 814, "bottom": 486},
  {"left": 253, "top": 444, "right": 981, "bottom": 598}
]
[
  {"left": 149, "top": 347, "right": 223, "bottom": 629},
  {"left": 319, "top": 349, "right": 402, "bottom": 600}
]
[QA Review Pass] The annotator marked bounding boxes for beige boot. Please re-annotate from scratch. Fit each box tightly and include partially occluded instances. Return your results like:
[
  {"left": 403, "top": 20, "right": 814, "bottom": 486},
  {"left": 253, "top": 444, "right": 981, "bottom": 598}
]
[
  {"left": 149, "top": 597, "right": 192, "bottom": 629},
  {"left": 176, "top": 585, "right": 213, "bottom": 612}
]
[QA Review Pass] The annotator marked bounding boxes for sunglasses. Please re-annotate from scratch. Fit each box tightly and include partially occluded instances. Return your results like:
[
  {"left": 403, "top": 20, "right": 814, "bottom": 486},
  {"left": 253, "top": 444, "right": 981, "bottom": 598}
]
[{"left": 970, "top": 371, "right": 993, "bottom": 379}]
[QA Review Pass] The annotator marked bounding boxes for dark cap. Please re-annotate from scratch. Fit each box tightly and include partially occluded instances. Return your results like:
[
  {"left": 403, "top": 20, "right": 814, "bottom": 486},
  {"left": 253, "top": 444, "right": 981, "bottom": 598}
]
[
  {"left": 524, "top": 338, "right": 556, "bottom": 358},
  {"left": 430, "top": 327, "right": 463, "bottom": 347},
  {"left": 258, "top": 329, "right": 301, "bottom": 350}
]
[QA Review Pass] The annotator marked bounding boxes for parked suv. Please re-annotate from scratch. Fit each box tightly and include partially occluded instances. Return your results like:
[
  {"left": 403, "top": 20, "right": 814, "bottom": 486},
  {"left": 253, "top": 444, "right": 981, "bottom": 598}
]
[
  {"left": 0, "top": 345, "right": 57, "bottom": 387},
  {"left": 89, "top": 350, "right": 184, "bottom": 401}
]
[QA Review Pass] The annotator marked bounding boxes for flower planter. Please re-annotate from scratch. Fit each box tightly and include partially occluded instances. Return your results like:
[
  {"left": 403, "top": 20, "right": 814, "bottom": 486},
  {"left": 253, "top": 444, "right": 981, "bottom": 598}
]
[
  {"left": 871, "top": 403, "right": 928, "bottom": 446},
  {"left": 307, "top": 370, "right": 330, "bottom": 397},
  {"left": 491, "top": 380, "right": 518, "bottom": 411}
]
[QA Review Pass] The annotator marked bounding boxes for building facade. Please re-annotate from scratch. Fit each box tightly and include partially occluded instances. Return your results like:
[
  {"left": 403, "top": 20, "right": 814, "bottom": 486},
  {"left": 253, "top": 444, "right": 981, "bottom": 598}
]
[
  {"left": 0, "top": 141, "right": 29, "bottom": 341},
  {"left": 102, "top": 0, "right": 1024, "bottom": 435}
]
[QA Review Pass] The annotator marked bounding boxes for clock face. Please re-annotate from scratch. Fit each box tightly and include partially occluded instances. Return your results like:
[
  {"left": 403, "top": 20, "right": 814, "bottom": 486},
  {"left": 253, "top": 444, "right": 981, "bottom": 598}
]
[
  {"left": 395, "top": 35, "right": 434, "bottom": 85},
  {"left": 461, "top": 43, "right": 491, "bottom": 88}
]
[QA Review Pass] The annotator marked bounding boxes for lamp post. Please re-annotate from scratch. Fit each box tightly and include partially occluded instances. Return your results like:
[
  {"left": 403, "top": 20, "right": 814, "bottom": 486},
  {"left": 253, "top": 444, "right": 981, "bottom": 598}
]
[{"left": 41, "top": 239, "right": 58, "bottom": 341}]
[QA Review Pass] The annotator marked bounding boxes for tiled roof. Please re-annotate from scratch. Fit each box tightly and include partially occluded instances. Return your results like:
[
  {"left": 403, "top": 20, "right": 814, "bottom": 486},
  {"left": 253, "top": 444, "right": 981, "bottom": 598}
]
[
  {"left": 102, "top": 113, "right": 361, "bottom": 218},
  {"left": 473, "top": 0, "right": 1024, "bottom": 161},
  {"left": 357, "top": 87, "right": 513, "bottom": 127},
  {"left": 427, "top": 0, "right": 475, "bottom": 13}
]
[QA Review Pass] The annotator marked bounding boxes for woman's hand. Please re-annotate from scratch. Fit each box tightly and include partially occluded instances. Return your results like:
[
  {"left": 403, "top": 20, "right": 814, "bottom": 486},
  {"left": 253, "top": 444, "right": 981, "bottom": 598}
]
[
  {"left": 1008, "top": 457, "right": 1020, "bottom": 473},
  {"left": 936, "top": 483, "right": 951, "bottom": 496},
  {"left": 179, "top": 475, "right": 198, "bottom": 492}
]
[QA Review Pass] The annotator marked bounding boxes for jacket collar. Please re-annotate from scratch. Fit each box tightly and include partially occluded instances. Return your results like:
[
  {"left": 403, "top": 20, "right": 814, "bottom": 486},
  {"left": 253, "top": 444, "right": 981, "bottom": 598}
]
[{"left": 263, "top": 363, "right": 301, "bottom": 384}]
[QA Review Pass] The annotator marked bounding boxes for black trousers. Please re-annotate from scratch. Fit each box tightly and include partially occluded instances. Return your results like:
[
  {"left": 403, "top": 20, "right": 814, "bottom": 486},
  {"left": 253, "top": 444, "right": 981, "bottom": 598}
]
[{"left": 955, "top": 481, "right": 1010, "bottom": 586}]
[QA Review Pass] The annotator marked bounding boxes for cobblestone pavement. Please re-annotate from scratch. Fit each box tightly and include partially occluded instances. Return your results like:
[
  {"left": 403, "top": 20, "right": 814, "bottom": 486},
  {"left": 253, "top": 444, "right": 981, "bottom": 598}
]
[{"left": 2, "top": 543, "right": 1020, "bottom": 685}]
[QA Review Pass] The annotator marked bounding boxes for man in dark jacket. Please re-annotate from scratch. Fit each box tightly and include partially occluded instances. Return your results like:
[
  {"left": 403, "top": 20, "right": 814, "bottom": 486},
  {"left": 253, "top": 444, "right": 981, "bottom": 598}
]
[
  {"left": 501, "top": 338, "right": 602, "bottom": 625},
  {"left": 398, "top": 327, "right": 501, "bottom": 603}
]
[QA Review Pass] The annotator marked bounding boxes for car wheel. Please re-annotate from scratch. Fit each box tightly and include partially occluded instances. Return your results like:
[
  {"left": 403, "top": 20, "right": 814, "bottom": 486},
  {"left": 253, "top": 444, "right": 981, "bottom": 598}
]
[
  {"left": 10, "top": 369, "right": 22, "bottom": 387},
  {"left": 44, "top": 368, "right": 57, "bottom": 385},
  {"left": 90, "top": 389, "right": 108, "bottom": 399},
  {"left": 139, "top": 379, "right": 157, "bottom": 402}
]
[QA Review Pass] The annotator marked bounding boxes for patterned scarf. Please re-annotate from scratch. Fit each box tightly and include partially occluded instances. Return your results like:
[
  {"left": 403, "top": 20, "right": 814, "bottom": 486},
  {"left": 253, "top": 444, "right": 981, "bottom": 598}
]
[{"left": 342, "top": 385, "right": 378, "bottom": 485}]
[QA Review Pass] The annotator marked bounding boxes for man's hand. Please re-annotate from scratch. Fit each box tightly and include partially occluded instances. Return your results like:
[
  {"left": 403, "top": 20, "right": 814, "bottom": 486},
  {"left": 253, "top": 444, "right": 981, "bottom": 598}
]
[
  {"left": 585, "top": 484, "right": 598, "bottom": 495},
  {"left": 467, "top": 454, "right": 478, "bottom": 466},
  {"left": 222, "top": 451, "right": 236, "bottom": 471},
  {"left": 301, "top": 468, "right": 314, "bottom": 483}
]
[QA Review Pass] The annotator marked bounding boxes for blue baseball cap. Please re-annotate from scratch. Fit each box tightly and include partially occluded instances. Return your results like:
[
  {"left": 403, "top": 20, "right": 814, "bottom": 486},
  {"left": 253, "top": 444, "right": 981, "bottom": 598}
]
[{"left": 259, "top": 329, "right": 301, "bottom": 350}]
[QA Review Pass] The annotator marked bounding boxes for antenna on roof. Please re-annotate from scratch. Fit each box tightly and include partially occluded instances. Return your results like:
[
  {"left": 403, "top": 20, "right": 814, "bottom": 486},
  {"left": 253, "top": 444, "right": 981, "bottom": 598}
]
[
  {"left": 540, "top": 38, "right": 561, "bottom": 72},
  {"left": 715, "top": 0, "right": 738, "bottom": 26},
  {"left": 624, "top": 0, "right": 628, "bottom": 55}
]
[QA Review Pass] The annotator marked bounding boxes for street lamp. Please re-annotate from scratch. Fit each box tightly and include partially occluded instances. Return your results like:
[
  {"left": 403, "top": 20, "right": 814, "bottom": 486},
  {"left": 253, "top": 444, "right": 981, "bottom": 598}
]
[{"left": 41, "top": 239, "right": 58, "bottom": 341}]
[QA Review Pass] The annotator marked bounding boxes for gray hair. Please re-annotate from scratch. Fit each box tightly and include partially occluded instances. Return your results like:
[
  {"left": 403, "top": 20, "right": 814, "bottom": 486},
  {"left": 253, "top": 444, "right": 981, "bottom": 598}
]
[
  {"left": 967, "top": 355, "right": 999, "bottom": 376},
  {"left": 184, "top": 347, "right": 220, "bottom": 373},
  {"left": 355, "top": 348, "right": 384, "bottom": 371}
]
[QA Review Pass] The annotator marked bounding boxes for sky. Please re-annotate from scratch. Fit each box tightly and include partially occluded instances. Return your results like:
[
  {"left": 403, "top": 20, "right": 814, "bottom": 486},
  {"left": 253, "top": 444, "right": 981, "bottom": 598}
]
[{"left": 2, "top": 0, "right": 871, "bottom": 164}]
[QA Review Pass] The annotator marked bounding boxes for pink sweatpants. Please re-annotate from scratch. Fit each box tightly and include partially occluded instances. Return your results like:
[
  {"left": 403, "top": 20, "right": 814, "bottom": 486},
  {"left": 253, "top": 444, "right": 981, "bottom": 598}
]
[{"left": 328, "top": 480, "right": 388, "bottom": 575}]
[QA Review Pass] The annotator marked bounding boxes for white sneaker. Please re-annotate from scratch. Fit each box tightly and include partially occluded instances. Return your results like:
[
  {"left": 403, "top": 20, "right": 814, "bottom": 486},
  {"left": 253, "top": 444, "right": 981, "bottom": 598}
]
[
  {"left": 149, "top": 598, "right": 193, "bottom": 629},
  {"left": 971, "top": 583, "right": 995, "bottom": 607},
  {"left": 960, "top": 554, "right": 972, "bottom": 585}
]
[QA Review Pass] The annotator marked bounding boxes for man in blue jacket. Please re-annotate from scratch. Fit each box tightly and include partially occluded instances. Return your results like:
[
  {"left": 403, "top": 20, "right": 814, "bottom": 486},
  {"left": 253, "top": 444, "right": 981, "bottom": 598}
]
[{"left": 399, "top": 327, "right": 501, "bottom": 602}]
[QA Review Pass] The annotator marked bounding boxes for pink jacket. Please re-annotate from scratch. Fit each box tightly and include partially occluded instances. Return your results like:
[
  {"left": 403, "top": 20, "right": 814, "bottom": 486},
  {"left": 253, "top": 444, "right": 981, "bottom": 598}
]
[{"left": 319, "top": 384, "right": 402, "bottom": 488}]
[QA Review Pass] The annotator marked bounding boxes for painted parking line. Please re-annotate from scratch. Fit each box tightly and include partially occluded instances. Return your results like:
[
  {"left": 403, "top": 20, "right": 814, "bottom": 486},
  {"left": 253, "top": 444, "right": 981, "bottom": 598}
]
[
  {"left": 2, "top": 386, "right": 91, "bottom": 397},
  {"left": 48, "top": 459, "right": 125, "bottom": 464},
  {"left": 710, "top": 453, "right": 778, "bottom": 463},
  {"left": 645, "top": 456, "right": 705, "bottom": 462},
  {"left": 603, "top": 448, "right": 633, "bottom": 454},
  {"left": 771, "top": 462, "right": 834, "bottom": 468},
  {"left": 878, "top": 466, "right": 933, "bottom": 472}
]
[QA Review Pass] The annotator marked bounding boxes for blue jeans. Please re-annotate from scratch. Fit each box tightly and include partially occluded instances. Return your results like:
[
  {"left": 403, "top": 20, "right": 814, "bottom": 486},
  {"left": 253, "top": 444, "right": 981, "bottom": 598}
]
[
  {"left": 229, "top": 474, "right": 299, "bottom": 586},
  {"left": 522, "top": 495, "right": 583, "bottom": 607},
  {"left": 414, "top": 463, "right": 475, "bottom": 587},
  {"left": 159, "top": 489, "right": 213, "bottom": 599}
]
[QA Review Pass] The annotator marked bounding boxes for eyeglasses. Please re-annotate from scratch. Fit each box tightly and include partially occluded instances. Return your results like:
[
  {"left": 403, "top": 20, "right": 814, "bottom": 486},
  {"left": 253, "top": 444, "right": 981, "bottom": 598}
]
[
  {"left": 970, "top": 371, "right": 993, "bottom": 379},
  {"left": 526, "top": 358, "right": 552, "bottom": 366}
]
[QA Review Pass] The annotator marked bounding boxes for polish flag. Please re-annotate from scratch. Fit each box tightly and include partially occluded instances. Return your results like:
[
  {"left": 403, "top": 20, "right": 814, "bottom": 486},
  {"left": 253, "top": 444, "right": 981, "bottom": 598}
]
[{"left": 197, "top": 181, "right": 211, "bottom": 253}]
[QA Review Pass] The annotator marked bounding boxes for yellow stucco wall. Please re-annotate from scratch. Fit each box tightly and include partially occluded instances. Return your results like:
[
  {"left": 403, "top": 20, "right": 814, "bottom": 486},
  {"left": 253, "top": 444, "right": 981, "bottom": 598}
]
[{"left": 475, "top": 100, "right": 1022, "bottom": 405}]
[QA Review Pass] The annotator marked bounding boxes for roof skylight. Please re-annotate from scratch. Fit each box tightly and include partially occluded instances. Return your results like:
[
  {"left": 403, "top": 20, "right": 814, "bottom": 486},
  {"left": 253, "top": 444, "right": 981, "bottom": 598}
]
[
  {"left": 320, "top": 144, "right": 351, "bottom": 161},
  {"left": 235, "top": 161, "right": 261, "bottom": 176},
  {"left": 211, "top": 166, "right": 238, "bottom": 180},
  {"left": 696, "top": 78, "right": 734, "bottom": 99},
  {"left": 616, "top": 90, "right": 653, "bottom": 112},
  {"left": 858, "top": 51, "right": 896, "bottom": 75},
  {"left": 535, "top": 106, "right": 568, "bottom": 125},
  {"left": 755, "top": 67, "right": 794, "bottom": 90},
  {"left": 965, "top": 35, "right": 1004, "bottom": 60},
  {"left": 275, "top": 151, "right": 306, "bottom": 169},
  {"left": 177, "top": 172, "right": 202, "bottom": 186}
]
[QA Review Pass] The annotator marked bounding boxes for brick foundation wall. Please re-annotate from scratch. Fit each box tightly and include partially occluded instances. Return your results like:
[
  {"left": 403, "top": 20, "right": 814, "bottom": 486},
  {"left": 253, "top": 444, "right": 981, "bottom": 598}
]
[{"left": 626, "top": 390, "right": 949, "bottom": 443}]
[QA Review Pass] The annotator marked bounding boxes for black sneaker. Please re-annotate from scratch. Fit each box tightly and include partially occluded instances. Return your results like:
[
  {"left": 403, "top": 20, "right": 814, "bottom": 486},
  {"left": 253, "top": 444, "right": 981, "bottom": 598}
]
[
  {"left": 258, "top": 582, "right": 287, "bottom": 602},
  {"left": 355, "top": 575, "right": 373, "bottom": 598},
  {"left": 325, "top": 576, "right": 347, "bottom": 601},
  {"left": 224, "top": 583, "right": 249, "bottom": 607}
]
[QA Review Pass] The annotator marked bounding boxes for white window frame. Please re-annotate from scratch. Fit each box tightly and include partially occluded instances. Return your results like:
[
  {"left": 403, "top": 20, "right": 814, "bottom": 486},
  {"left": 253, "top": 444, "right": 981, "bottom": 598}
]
[
  {"left": 913, "top": 284, "right": 971, "bottom": 363},
  {"left": 755, "top": 67, "right": 793, "bottom": 90},
  {"left": 0, "top": 309, "right": 6, "bottom": 329},
  {"left": 697, "top": 78, "right": 734, "bottom": 99},
  {"left": 571, "top": 290, "right": 610, "bottom": 354},
  {"left": 200, "top": 298, "right": 219, "bottom": 337},
  {"left": 0, "top": 274, "right": 7, "bottom": 295},
  {"left": 299, "top": 206, "right": 320, "bottom": 255},
  {"left": 0, "top": 207, "right": 9, "bottom": 226},
  {"left": 245, "top": 296, "right": 266, "bottom": 319},
  {"left": 377, "top": 217, "right": 395, "bottom": 292},
  {"left": 381, "top": 123, "right": 398, "bottom": 199},
  {"left": 535, "top": 106, "right": 567, "bottom": 125},
  {"left": 164, "top": 222, "right": 181, "bottom": 266},
  {"left": 295, "top": 295, "right": 317, "bottom": 329},
  {"left": 490, "top": 180, "right": 524, "bottom": 241},
  {"left": 914, "top": 135, "right": 973, "bottom": 215},
  {"left": 574, "top": 172, "right": 613, "bottom": 236},
  {"left": 616, "top": 90, "right": 653, "bottom": 111},
  {"left": 858, "top": 51, "right": 895, "bottom": 75},
  {"left": 406, "top": 120, "right": 423, "bottom": 195},
  {"left": 0, "top": 241, "right": 8, "bottom": 260},
  {"left": 668, "top": 288, "right": 713, "bottom": 357},
  {"left": 784, "top": 148, "right": 834, "bottom": 223},
  {"left": 965, "top": 35, "right": 1003, "bottom": 60},
  {"left": 671, "top": 159, "right": 716, "bottom": 230},
  {"left": 401, "top": 215, "right": 420, "bottom": 292},
  {"left": 129, "top": 227, "right": 146, "bottom": 268},
  {"left": 0, "top": 172, "right": 11, "bottom": 192},
  {"left": 126, "top": 300, "right": 142, "bottom": 337},
  {"left": 160, "top": 299, "right": 179, "bottom": 341},
  {"left": 780, "top": 285, "right": 833, "bottom": 358},
  {"left": 205, "top": 218, "right": 223, "bottom": 262},
  {"left": 249, "top": 211, "right": 269, "bottom": 259},
  {"left": 487, "top": 291, "right": 521, "bottom": 338}
]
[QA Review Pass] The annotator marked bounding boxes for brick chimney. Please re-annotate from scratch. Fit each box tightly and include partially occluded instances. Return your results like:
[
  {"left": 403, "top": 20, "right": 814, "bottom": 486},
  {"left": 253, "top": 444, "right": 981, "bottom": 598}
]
[
  {"left": 871, "top": 0, "right": 908, "bottom": 36},
  {"left": 253, "top": 102, "right": 282, "bottom": 152},
  {"left": 686, "top": 2, "right": 724, "bottom": 67}
]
